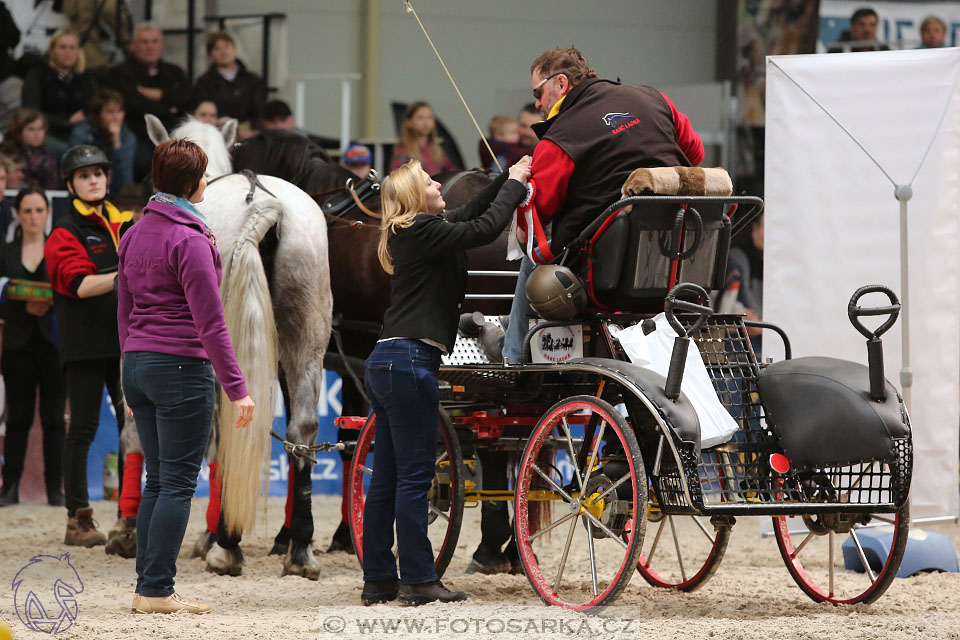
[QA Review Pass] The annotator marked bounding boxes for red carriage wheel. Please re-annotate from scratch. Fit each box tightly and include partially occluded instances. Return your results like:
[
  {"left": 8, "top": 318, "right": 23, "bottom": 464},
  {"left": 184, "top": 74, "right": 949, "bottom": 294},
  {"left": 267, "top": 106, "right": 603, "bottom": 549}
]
[
  {"left": 774, "top": 502, "right": 909, "bottom": 605},
  {"left": 514, "top": 395, "right": 646, "bottom": 612},
  {"left": 348, "top": 408, "right": 465, "bottom": 578},
  {"left": 633, "top": 513, "right": 730, "bottom": 591}
]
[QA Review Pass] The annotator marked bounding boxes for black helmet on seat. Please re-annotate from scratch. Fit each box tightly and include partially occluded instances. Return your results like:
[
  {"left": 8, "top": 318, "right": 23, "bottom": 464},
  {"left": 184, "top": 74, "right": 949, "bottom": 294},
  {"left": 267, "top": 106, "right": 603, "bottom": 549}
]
[
  {"left": 60, "top": 145, "right": 111, "bottom": 183},
  {"left": 525, "top": 264, "right": 587, "bottom": 320}
]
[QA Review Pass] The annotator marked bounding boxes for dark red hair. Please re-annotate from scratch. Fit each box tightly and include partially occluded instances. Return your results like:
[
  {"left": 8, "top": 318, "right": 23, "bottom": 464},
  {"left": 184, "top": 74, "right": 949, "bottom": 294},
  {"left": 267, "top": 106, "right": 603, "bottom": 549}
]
[{"left": 152, "top": 139, "right": 208, "bottom": 198}]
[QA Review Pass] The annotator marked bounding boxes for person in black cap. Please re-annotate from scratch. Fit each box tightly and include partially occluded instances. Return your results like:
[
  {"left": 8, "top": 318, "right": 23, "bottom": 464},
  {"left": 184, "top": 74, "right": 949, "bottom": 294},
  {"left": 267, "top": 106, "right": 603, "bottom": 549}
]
[{"left": 44, "top": 144, "right": 133, "bottom": 546}]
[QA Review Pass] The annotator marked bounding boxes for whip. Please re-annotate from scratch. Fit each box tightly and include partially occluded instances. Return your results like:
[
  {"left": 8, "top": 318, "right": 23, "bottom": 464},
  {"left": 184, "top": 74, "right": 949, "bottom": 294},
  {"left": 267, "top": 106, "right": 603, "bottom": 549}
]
[{"left": 403, "top": 1, "right": 503, "bottom": 173}]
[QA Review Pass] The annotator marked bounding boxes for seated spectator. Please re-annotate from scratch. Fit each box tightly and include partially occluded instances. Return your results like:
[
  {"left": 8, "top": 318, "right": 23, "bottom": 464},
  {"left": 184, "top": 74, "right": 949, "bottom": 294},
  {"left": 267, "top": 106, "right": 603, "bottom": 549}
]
[
  {"left": 717, "top": 215, "right": 764, "bottom": 354},
  {"left": 104, "top": 23, "right": 192, "bottom": 179},
  {"left": 263, "top": 99, "right": 297, "bottom": 132},
  {"left": 69, "top": 89, "right": 137, "bottom": 190},
  {"left": 187, "top": 98, "right": 219, "bottom": 125},
  {"left": 0, "top": 153, "right": 15, "bottom": 238},
  {"left": 0, "top": 110, "right": 59, "bottom": 190},
  {"left": 62, "top": 0, "right": 133, "bottom": 70},
  {"left": 516, "top": 103, "right": 540, "bottom": 148},
  {"left": 0, "top": 2, "right": 22, "bottom": 132},
  {"left": 194, "top": 32, "right": 264, "bottom": 135},
  {"left": 390, "top": 101, "right": 459, "bottom": 175},
  {"left": 828, "top": 8, "right": 890, "bottom": 53},
  {"left": 918, "top": 15, "right": 947, "bottom": 48},
  {"left": 0, "top": 150, "right": 24, "bottom": 192},
  {"left": 478, "top": 115, "right": 520, "bottom": 173},
  {"left": 21, "top": 29, "right": 97, "bottom": 157},
  {"left": 342, "top": 143, "right": 372, "bottom": 178}
]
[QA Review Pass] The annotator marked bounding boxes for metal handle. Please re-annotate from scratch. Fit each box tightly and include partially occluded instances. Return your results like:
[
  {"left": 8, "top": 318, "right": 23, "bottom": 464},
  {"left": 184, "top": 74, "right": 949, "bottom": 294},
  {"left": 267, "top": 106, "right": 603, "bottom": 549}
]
[
  {"left": 664, "top": 282, "right": 712, "bottom": 337},
  {"left": 847, "top": 285, "right": 900, "bottom": 340}
]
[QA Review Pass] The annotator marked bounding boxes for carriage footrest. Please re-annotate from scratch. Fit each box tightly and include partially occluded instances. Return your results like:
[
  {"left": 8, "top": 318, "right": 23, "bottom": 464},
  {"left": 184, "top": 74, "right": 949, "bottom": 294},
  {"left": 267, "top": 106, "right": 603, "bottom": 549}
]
[
  {"left": 842, "top": 527, "right": 958, "bottom": 577},
  {"left": 335, "top": 416, "right": 367, "bottom": 430}
]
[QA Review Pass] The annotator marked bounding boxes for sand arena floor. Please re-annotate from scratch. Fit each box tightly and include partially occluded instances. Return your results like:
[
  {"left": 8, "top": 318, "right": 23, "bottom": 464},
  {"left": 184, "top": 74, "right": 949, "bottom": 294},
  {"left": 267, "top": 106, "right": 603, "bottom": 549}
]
[{"left": 1, "top": 495, "right": 959, "bottom": 639}]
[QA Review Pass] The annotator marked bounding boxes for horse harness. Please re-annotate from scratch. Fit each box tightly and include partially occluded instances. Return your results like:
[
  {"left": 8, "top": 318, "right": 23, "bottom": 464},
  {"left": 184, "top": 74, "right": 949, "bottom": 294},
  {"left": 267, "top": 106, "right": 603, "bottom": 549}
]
[{"left": 319, "top": 173, "right": 382, "bottom": 227}]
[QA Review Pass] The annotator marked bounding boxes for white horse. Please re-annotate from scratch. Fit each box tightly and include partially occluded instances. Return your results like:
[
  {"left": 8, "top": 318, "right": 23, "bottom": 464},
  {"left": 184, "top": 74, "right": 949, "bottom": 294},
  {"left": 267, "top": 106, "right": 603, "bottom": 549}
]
[{"left": 134, "top": 114, "right": 333, "bottom": 579}]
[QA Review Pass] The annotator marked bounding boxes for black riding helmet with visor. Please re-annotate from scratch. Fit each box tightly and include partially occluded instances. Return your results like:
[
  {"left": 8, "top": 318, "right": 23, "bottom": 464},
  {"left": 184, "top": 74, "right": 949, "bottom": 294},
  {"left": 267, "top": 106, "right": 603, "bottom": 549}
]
[{"left": 60, "top": 145, "right": 112, "bottom": 205}]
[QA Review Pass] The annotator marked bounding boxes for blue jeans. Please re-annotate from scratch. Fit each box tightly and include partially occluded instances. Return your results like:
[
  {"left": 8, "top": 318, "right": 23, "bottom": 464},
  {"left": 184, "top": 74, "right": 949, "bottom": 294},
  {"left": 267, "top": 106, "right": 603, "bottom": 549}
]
[
  {"left": 122, "top": 351, "right": 215, "bottom": 597},
  {"left": 502, "top": 256, "right": 536, "bottom": 364},
  {"left": 362, "top": 339, "right": 441, "bottom": 585}
]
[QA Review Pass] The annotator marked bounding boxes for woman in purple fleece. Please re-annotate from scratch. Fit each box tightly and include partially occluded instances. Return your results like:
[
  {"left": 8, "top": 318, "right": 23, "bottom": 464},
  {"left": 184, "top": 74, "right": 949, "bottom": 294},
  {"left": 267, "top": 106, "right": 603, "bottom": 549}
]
[{"left": 117, "top": 139, "right": 255, "bottom": 616}]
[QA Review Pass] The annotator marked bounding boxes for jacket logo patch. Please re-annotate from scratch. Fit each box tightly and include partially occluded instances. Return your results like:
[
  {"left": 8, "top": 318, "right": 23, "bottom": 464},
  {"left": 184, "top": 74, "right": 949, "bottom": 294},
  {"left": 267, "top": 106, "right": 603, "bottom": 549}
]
[
  {"left": 85, "top": 236, "right": 107, "bottom": 254},
  {"left": 603, "top": 112, "right": 640, "bottom": 134}
]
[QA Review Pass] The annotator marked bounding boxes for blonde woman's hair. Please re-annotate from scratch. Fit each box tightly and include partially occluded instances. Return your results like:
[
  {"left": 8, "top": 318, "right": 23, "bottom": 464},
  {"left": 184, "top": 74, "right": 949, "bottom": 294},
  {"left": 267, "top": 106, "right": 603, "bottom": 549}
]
[
  {"left": 398, "top": 101, "right": 444, "bottom": 165},
  {"left": 378, "top": 159, "right": 427, "bottom": 274},
  {"left": 48, "top": 29, "right": 86, "bottom": 74}
]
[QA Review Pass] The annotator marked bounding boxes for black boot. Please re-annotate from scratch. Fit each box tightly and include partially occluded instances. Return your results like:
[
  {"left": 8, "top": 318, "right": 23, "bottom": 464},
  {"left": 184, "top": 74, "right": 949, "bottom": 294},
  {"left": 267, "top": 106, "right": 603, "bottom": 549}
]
[
  {"left": 398, "top": 581, "right": 467, "bottom": 606},
  {"left": 465, "top": 543, "right": 510, "bottom": 575},
  {"left": 46, "top": 486, "right": 65, "bottom": 507},
  {"left": 361, "top": 578, "right": 399, "bottom": 605},
  {"left": 0, "top": 480, "right": 19, "bottom": 506}
]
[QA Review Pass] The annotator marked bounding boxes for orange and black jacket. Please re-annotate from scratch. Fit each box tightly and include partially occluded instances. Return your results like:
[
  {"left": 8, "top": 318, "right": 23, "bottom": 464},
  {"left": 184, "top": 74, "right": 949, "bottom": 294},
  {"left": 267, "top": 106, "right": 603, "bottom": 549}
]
[{"left": 44, "top": 199, "right": 133, "bottom": 363}]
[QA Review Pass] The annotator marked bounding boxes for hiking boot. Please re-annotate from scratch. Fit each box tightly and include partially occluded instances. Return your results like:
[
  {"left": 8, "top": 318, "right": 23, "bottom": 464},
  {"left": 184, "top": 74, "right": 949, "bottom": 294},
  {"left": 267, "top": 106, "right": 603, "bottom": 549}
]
[
  {"left": 465, "top": 544, "right": 510, "bottom": 575},
  {"left": 0, "top": 480, "right": 19, "bottom": 506},
  {"left": 398, "top": 581, "right": 467, "bottom": 606},
  {"left": 134, "top": 593, "right": 211, "bottom": 615},
  {"left": 65, "top": 507, "right": 107, "bottom": 547},
  {"left": 361, "top": 578, "right": 399, "bottom": 605},
  {"left": 46, "top": 487, "right": 65, "bottom": 507}
]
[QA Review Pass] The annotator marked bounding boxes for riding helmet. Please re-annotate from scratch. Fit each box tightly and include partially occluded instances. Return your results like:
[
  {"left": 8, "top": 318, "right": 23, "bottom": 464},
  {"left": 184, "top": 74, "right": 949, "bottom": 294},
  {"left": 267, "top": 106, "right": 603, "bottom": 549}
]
[
  {"left": 60, "top": 145, "right": 112, "bottom": 183},
  {"left": 525, "top": 265, "right": 587, "bottom": 320}
]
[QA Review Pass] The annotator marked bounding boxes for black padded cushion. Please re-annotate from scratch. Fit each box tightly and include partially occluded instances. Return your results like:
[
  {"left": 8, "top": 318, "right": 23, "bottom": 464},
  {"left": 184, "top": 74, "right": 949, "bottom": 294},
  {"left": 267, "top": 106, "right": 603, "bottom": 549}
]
[
  {"left": 758, "top": 356, "right": 908, "bottom": 469},
  {"left": 573, "top": 358, "right": 701, "bottom": 451}
]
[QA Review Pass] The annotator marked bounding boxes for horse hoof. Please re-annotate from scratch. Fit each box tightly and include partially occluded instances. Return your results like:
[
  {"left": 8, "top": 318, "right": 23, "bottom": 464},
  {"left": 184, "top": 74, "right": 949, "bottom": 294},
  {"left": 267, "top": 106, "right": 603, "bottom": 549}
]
[
  {"left": 105, "top": 516, "right": 137, "bottom": 558},
  {"left": 325, "top": 521, "right": 354, "bottom": 554},
  {"left": 269, "top": 526, "right": 291, "bottom": 556},
  {"left": 192, "top": 530, "right": 216, "bottom": 560},
  {"left": 283, "top": 542, "right": 321, "bottom": 580},
  {"left": 205, "top": 542, "right": 244, "bottom": 576}
]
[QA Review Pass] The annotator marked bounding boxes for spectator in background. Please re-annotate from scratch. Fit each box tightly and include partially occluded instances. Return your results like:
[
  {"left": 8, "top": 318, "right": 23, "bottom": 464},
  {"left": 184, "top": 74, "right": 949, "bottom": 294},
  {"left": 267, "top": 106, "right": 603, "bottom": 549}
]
[
  {"left": 62, "top": 0, "right": 133, "bottom": 70},
  {"left": 0, "top": 1, "right": 22, "bottom": 132},
  {"left": 1, "top": 110, "right": 60, "bottom": 190},
  {"left": 918, "top": 15, "right": 947, "bottom": 48},
  {"left": 262, "top": 99, "right": 297, "bottom": 132},
  {"left": 187, "top": 98, "right": 219, "bottom": 125},
  {"left": 391, "top": 101, "right": 459, "bottom": 175},
  {"left": 0, "top": 186, "right": 66, "bottom": 508},
  {"left": 718, "top": 214, "right": 764, "bottom": 354},
  {"left": 828, "top": 7, "right": 889, "bottom": 53},
  {"left": 22, "top": 30, "right": 98, "bottom": 157},
  {"left": 342, "top": 143, "right": 372, "bottom": 179},
  {"left": 105, "top": 23, "right": 192, "bottom": 178},
  {"left": 0, "top": 154, "right": 15, "bottom": 238},
  {"left": 194, "top": 32, "right": 264, "bottom": 137},
  {"left": 2, "top": 151, "right": 24, "bottom": 193},
  {"left": 69, "top": 89, "right": 137, "bottom": 190},
  {"left": 516, "top": 103, "right": 540, "bottom": 149},
  {"left": 478, "top": 115, "right": 520, "bottom": 173}
]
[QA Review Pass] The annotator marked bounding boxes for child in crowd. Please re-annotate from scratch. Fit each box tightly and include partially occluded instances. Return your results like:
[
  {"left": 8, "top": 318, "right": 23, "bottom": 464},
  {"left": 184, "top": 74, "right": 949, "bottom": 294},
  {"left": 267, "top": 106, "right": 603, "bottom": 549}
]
[
  {"left": 342, "top": 143, "right": 373, "bottom": 179},
  {"left": 478, "top": 115, "right": 521, "bottom": 174},
  {"left": 0, "top": 109, "right": 60, "bottom": 190}
]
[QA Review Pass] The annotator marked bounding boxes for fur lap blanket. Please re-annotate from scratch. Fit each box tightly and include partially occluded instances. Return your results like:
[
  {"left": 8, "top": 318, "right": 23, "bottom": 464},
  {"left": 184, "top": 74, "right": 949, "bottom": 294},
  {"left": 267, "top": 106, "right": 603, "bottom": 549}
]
[{"left": 621, "top": 166, "right": 733, "bottom": 198}]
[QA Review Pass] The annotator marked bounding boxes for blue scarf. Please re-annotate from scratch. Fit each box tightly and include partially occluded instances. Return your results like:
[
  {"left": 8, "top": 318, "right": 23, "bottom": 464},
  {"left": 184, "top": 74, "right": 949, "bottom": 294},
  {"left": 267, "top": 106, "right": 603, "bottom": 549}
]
[{"left": 151, "top": 191, "right": 207, "bottom": 225}]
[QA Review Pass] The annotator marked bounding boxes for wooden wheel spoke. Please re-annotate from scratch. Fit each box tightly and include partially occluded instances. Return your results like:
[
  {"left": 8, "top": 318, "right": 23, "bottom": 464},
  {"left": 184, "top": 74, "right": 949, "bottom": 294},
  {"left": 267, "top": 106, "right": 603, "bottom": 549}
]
[
  {"left": 828, "top": 531, "right": 835, "bottom": 598},
  {"left": 791, "top": 531, "right": 815, "bottom": 559}
]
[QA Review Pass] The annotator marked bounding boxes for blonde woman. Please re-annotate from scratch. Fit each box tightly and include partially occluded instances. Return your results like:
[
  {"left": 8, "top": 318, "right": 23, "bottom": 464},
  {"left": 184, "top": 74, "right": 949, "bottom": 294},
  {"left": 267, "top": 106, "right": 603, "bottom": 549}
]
[
  {"left": 390, "top": 102, "right": 459, "bottom": 174},
  {"left": 362, "top": 156, "right": 530, "bottom": 606},
  {"left": 22, "top": 30, "right": 96, "bottom": 155}
]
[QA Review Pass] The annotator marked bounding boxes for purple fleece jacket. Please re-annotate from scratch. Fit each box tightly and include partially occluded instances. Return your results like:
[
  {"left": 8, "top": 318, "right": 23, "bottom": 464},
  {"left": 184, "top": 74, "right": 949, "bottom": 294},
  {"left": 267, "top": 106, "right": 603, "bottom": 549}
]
[{"left": 117, "top": 200, "right": 248, "bottom": 401}]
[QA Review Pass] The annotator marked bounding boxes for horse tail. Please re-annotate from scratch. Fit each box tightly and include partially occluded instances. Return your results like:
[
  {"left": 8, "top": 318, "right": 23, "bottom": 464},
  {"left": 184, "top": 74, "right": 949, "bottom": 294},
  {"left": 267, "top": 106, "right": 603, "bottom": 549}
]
[{"left": 218, "top": 198, "right": 281, "bottom": 536}]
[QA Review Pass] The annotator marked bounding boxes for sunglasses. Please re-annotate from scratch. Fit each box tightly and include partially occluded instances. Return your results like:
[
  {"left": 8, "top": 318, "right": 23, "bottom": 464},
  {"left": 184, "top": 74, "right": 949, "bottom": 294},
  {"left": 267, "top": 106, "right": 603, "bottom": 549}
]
[{"left": 532, "top": 72, "right": 563, "bottom": 100}]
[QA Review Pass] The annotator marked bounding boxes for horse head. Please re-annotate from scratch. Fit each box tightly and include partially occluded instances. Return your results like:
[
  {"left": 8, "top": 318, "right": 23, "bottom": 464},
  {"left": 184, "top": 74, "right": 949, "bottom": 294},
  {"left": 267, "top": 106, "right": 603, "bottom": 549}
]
[{"left": 144, "top": 114, "right": 236, "bottom": 179}]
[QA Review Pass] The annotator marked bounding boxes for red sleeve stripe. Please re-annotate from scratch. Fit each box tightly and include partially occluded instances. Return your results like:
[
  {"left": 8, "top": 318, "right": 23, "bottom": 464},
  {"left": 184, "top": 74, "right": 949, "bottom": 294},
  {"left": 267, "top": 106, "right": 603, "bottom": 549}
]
[{"left": 660, "top": 92, "right": 704, "bottom": 167}]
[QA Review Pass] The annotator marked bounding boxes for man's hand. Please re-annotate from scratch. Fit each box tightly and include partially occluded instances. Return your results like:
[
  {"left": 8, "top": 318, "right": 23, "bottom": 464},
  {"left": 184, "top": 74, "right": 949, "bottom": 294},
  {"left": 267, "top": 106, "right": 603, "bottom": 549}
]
[
  {"left": 25, "top": 301, "right": 51, "bottom": 316},
  {"left": 233, "top": 395, "right": 255, "bottom": 428},
  {"left": 137, "top": 85, "right": 163, "bottom": 101}
]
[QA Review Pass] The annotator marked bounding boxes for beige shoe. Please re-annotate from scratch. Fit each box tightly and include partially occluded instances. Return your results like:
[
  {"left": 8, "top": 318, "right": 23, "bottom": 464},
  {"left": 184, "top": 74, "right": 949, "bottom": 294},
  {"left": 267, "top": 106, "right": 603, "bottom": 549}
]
[
  {"left": 131, "top": 594, "right": 141, "bottom": 613},
  {"left": 65, "top": 507, "right": 107, "bottom": 547},
  {"left": 134, "top": 593, "right": 211, "bottom": 615}
]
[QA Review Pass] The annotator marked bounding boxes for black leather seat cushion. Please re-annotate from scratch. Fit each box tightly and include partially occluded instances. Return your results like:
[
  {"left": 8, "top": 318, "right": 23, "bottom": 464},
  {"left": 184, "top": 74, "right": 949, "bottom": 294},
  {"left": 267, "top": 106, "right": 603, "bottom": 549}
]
[
  {"left": 573, "top": 358, "right": 701, "bottom": 450},
  {"left": 758, "top": 357, "right": 908, "bottom": 469}
]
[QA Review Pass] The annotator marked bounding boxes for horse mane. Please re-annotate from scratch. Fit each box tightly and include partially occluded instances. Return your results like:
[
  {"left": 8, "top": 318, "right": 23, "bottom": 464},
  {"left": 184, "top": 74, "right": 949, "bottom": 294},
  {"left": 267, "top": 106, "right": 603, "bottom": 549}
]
[
  {"left": 232, "top": 131, "right": 355, "bottom": 196},
  {"left": 170, "top": 119, "right": 233, "bottom": 178}
]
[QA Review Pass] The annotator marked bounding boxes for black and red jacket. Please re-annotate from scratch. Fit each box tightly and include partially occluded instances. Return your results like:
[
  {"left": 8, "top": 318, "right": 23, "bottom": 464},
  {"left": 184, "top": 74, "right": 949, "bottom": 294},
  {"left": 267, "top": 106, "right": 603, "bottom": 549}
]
[
  {"left": 44, "top": 199, "right": 133, "bottom": 363},
  {"left": 527, "top": 78, "right": 703, "bottom": 257}
]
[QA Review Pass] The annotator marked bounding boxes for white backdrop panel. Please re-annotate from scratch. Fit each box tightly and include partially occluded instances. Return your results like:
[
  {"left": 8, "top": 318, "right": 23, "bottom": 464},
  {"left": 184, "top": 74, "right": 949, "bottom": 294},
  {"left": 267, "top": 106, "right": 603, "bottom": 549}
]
[{"left": 764, "top": 49, "right": 960, "bottom": 519}]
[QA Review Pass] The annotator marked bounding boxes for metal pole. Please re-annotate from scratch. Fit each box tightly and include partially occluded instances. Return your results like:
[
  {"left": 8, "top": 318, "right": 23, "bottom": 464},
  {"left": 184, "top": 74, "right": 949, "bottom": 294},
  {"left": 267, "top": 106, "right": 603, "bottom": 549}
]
[
  {"left": 295, "top": 80, "right": 306, "bottom": 129},
  {"left": 340, "top": 79, "right": 351, "bottom": 152},
  {"left": 187, "top": 0, "right": 196, "bottom": 80},
  {"left": 262, "top": 16, "right": 271, "bottom": 94},
  {"left": 896, "top": 185, "right": 913, "bottom": 410}
]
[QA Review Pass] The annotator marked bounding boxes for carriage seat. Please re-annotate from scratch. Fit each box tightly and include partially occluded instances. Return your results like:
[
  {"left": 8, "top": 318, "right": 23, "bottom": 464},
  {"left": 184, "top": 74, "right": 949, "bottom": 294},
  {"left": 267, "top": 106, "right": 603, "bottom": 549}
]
[
  {"left": 757, "top": 356, "right": 909, "bottom": 469},
  {"left": 573, "top": 357, "right": 701, "bottom": 452}
]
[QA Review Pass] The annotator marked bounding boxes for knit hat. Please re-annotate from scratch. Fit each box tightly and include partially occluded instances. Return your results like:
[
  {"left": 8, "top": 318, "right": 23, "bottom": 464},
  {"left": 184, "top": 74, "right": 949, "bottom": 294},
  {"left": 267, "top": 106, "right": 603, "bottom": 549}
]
[{"left": 343, "top": 144, "right": 372, "bottom": 166}]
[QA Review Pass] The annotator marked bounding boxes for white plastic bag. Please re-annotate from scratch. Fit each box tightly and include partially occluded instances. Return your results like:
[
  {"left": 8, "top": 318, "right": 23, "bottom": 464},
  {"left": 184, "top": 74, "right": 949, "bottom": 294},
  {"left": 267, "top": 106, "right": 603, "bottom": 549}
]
[{"left": 615, "top": 314, "right": 738, "bottom": 448}]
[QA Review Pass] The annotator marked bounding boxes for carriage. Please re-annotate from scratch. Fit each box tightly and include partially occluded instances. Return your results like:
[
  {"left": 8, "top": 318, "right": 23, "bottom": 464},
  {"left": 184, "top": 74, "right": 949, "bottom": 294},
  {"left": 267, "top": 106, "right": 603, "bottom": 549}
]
[{"left": 335, "top": 190, "right": 913, "bottom": 612}]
